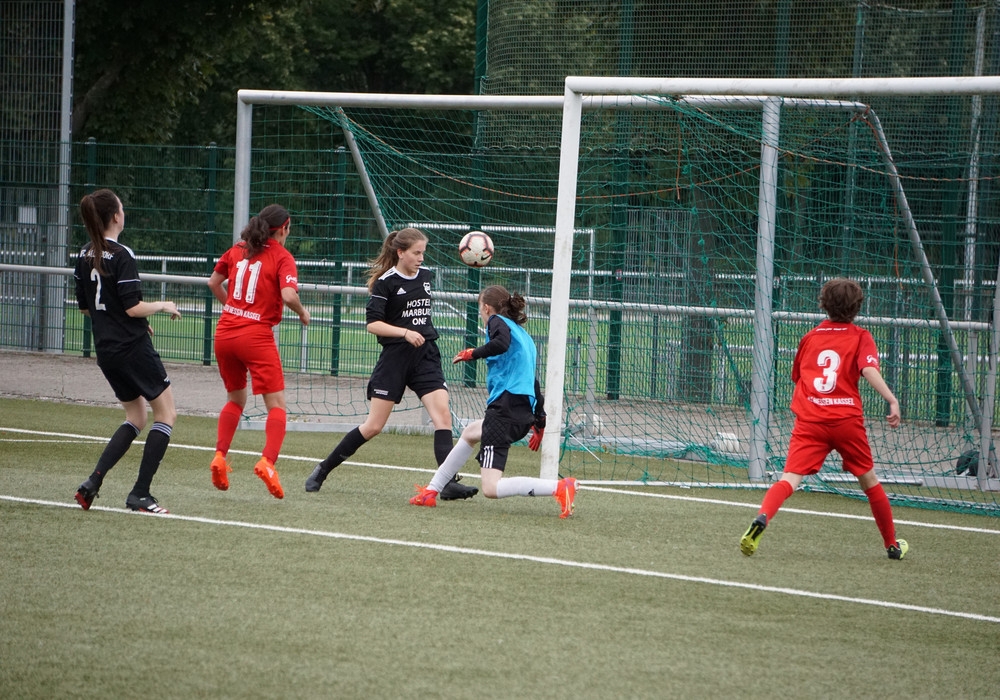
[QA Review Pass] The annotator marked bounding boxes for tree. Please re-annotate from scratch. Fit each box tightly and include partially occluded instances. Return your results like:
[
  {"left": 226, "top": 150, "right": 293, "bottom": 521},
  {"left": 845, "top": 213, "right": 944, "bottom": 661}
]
[
  {"left": 72, "top": 0, "right": 477, "bottom": 145},
  {"left": 72, "top": 0, "right": 290, "bottom": 142}
]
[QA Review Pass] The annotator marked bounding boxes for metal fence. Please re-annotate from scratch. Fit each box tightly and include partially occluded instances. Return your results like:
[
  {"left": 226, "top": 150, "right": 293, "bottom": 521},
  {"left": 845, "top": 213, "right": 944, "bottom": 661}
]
[{"left": 2, "top": 259, "right": 995, "bottom": 430}]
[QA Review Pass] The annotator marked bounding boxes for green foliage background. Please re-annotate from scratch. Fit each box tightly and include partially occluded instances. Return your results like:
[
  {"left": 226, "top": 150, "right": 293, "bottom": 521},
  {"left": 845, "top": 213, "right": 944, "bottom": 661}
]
[{"left": 70, "top": 0, "right": 478, "bottom": 145}]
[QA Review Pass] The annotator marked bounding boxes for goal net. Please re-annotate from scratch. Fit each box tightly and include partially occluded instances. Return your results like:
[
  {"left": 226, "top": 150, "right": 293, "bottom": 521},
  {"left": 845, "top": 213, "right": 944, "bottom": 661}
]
[{"left": 234, "top": 79, "right": 1000, "bottom": 516}]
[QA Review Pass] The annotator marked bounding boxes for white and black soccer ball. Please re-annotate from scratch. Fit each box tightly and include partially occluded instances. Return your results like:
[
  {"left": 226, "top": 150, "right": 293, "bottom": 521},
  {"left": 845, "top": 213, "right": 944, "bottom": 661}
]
[{"left": 458, "top": 231, "right": 494, "bottom": 267}]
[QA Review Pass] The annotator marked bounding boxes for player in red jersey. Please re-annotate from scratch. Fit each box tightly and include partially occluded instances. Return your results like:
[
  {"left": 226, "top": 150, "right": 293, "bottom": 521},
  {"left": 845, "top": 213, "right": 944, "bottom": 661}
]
[
  {"left": 207, "top": 204, "right": 310, "bottom": 499},
  {"left": 740, "top": 278, "right": 908, "bottom": 560}
]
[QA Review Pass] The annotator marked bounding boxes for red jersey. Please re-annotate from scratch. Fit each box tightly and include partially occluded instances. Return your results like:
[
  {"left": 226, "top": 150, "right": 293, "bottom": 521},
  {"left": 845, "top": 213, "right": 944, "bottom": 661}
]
[
  {"left": 213, "top": 240, "right": 299, "bottom": 336},
  {"left": 789, "top": 320, "right": 880, "bottom": 423}
]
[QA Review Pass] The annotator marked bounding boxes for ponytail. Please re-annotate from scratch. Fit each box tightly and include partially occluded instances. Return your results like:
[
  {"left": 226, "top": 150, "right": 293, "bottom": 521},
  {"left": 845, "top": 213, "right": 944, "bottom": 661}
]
[
  {"left": 480, "top": 285, "right": 528, "bottom": 325},
  {"left": 239, "top": 203, "right": 290, "bottom": 258},
  {"left": 78, "top": 189, "right": 121, "bottom": 276}
]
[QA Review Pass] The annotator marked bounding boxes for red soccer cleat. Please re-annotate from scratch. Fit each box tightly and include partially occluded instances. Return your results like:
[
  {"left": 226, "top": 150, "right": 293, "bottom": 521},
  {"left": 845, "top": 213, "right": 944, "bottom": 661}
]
[
  {"left": 254, "top": 457, "right": 284, "bottom": 499},
  {"left": 210, "top": 451, "right": 233, "bottom": 491},
  {"left": 553, "top": 477, "right": 578, "bottom": 518},
  {"left": 409, "top": 485, "right": 438, "bottom": 507}
]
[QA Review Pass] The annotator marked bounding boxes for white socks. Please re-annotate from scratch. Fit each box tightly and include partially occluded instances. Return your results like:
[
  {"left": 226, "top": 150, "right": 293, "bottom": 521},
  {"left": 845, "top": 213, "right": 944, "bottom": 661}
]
[
  {"left": 428, "top": 438, "right": 475, "bottom": 492},
  {"left": 427, "top": 439, "right": 557, "bottom": 499},
  {"left": 495, "top": 477, "right": 556, "bottom": 499}
]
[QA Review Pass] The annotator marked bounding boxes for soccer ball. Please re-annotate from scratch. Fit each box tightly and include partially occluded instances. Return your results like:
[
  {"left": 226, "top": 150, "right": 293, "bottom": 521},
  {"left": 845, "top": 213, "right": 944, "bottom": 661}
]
[{"left": 458, "top": 231, "right": 494, "bottom": 267}]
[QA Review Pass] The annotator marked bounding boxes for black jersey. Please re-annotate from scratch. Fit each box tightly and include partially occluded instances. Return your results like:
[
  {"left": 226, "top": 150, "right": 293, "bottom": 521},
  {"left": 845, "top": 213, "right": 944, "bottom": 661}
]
[
  {"left": 366, "top": 266, "right": 439, "bottom": 345},
  {"left": 74, "top": 239, "right": 151, "bottom": 356}
]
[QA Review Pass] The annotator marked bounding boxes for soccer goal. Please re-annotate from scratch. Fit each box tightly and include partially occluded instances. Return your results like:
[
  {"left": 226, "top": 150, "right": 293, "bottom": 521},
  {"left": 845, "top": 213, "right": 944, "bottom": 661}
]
[{"left": 232, "top": 77, "right": 1000, "bottom": 516}]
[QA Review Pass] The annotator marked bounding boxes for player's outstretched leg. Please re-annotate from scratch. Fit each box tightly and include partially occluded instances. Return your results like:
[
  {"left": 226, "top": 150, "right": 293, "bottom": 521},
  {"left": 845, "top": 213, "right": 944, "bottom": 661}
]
[
  {"left": 432, "top": 428, "right": 477, "bottom": 501},
  {"left": 306, "top": 427, "right": 369, "bottom": 493},
  {"left": 740, "top": 513, "right": 768, "bottom": 556}
]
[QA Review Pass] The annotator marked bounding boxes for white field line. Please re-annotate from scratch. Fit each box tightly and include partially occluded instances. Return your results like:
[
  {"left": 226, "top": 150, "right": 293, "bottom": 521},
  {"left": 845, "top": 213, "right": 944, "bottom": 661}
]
[
  {"left": 3, "top": 426, "right": 998, "bottom": 537},
  {"left": 580, "top": 485, "right": 1000, "bottom": 536},
  {"left": 3, "top": 426, "right": 999, "bottom": 624},
  {"left": 1, "top": 493, "right": 998, "bottom": 625}
]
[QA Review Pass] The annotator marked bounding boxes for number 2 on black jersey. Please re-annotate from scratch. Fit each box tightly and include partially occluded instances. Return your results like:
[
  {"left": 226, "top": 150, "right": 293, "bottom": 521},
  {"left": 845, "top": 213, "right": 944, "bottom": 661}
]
[{"left": 90, "top": 268, "right": 107, "bottom": 311}]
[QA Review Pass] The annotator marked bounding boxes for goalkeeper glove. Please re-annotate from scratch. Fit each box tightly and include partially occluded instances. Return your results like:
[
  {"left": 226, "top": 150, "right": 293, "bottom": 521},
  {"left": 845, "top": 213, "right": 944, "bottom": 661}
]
[
  {"left": 532, "top": 411, "right": 546, "bottom": 431},
  {"left": 528, "top": 426, "right": 544, "bottom": 451},
  {"left": 452, "top": 348, "right": 474, "bottom": 364},
  {"left": 532, "top": 380, "right": 546, "bottom": 430}
]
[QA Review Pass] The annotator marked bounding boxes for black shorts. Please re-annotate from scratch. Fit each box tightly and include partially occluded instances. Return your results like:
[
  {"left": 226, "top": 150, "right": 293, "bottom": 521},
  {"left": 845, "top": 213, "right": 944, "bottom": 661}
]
[
  {"left": 477, "top": 391, "right": 534, "bottom": 472},
  {"left": 97, "top": 336, "right": 171, "bottom": 403},
  {"left": 367, "top": 340, "right": 447, "bottom": 404}
]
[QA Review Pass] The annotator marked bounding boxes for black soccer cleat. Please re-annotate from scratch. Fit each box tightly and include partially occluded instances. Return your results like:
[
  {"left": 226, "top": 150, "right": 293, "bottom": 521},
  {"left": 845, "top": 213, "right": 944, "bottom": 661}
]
[
  {"left": 438, "top": 475, "right": 478, "bottom": 501},
  {"left": 305, "top": 465, "right": 331, "bottom": 492},
  {"left": 75, "top": 479, "right": 100, "bottom": 510},
  {"left": 125, "top": 493, "right": 169, "bottom": 514}
]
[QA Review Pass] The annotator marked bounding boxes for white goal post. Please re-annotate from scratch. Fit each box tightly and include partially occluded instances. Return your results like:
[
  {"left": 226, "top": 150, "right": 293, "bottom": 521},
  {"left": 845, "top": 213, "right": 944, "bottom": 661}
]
[
  {"left": 231, "top": 78, "right": 1000, "bottom": 489},
  {"left": 543, "top": 76, "right": 1000, "bottom": 482}
]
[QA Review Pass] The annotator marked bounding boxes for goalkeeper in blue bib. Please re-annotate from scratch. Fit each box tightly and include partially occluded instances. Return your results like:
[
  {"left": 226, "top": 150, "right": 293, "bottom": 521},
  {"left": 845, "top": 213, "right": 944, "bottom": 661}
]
[{"left": 410, "top": 285, "right": 578, "bottom": 518}]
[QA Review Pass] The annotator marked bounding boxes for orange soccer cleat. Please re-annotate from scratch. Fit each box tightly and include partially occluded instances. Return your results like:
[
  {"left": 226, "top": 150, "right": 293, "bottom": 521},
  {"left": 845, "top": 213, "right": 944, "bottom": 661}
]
[
  {"left": 553, "top": 477, "right": 578, "bottom": 518},
  {"left": 253, "top": 457, "right": 284, "bottom": 499},
  {"left": 210, "top": 451, "right": 233, "bottom": 491},
  {"left": 409, "top": 485, "right": 438, "bottom": 507}
]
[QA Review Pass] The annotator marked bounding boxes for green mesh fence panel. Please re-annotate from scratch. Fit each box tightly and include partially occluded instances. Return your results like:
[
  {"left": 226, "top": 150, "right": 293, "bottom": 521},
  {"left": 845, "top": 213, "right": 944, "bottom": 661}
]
[
  {"left": 233, "top": 84, "right": 1000, "bottom": 516},
  {"left": 481, "top": 1, "right": 993, "bottom": 95},
  {"left": 562, "top": 92, "right": 999, "bottom": 518}
]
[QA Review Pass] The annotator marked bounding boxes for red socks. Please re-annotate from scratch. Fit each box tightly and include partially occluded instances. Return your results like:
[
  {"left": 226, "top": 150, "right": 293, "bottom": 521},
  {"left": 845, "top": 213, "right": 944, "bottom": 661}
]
[
  {"left": 757, "top": 478, "right": 897, "bottom": 549},
  {"left": 216, "top": 402, "right": 287, "bottom": 466},
  {"left": 758, "top": 479, "right": 795, "bottom": 520},
  {"left": 263, "top": 407, "right": 287, "bottom": 464},
  {"left": 215, "top": 401, "right": 242, "bottom": 455},
  {"left": 865, "top": 482, "right": 897, "bottom": 548}
]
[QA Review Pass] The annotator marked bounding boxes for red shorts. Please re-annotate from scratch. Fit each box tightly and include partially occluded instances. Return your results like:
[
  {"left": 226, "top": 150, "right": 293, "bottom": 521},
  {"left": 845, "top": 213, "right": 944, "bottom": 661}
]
[
  {"left": 784, "top": 417, "right": 874, "bottom": 477},
  {"left": 214, "top": 326, "right": 285, "bottom": 395}
]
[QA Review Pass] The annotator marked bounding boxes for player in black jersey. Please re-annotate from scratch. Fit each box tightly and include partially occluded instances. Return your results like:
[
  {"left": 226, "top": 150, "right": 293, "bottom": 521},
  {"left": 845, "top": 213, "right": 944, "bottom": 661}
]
[
  {"left": 72, "top": 189, "right": 182, "bottom": 514},
  {"left": 305, "top": 227, "right": 477, "bottom": 500}
]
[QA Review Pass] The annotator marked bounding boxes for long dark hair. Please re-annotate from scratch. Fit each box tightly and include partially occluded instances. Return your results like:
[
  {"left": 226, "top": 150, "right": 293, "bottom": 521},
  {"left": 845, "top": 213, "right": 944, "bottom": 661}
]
[
  {"left": 480, "top": 285, "right": 528, "bottom": 325},
  {"left": 366, "top": 227, "right": 428, "bottom": 291},
  {"left": 240, "top": 204, "right": 290, "bottom": 259},
  {"left": 78, "top": 188, "right": 121, "bottom": 276}
]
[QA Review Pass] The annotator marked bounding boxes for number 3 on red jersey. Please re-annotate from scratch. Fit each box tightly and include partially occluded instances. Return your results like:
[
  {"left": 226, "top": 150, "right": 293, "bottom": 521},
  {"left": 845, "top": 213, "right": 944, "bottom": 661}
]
[{"left": 813, "top": 349, "right": 840, "bottom": 394}]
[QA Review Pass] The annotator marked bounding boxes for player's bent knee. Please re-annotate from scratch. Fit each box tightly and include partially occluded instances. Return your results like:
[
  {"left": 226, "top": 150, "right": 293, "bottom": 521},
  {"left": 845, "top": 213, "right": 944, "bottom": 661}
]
[{"left": 359, "top": 424, "right": 384, "bottom": 440}]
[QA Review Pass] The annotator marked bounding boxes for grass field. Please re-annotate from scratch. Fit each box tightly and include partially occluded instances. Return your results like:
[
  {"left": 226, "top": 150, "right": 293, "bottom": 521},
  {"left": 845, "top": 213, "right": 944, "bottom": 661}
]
[{"left": 2, "top": 396, "right": 999, "bottom": 699}]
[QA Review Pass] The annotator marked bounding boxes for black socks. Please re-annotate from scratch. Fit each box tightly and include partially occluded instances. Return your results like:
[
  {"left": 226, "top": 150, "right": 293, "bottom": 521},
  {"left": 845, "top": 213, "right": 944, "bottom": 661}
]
[
  {"left": 91, "top": 421, "right": 140, "bottom": 485},
  {"left": 320, "top": 427, "right": 368, "bottom": 471}
]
